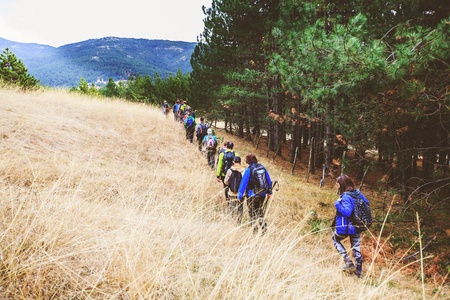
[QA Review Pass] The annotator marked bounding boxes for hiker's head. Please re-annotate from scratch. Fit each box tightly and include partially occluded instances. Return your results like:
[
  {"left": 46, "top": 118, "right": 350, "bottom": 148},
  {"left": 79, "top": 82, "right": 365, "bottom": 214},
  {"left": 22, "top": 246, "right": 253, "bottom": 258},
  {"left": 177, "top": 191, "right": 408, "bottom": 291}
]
[
  {"left": 234, "top": 156, "right": 241, "bottom": 164},
  {"left": 164, "top": 100, "right": 167, "bottom": 103},
  {"left": 200, "top": 117, "right": 204, "bottom": 122},
  {"left": 207, "top": 128, "right": 212, "bottom": 135},
  {"left": 336, "top": 174, "right": 355, "bottom": 195},
  {"left": 176, "top": 99, "right": 180, "bottom": 103},
  {"left": 245, "top": 153, "right": 258, "bottom": 164},
  {"left": 187, "top": 111, "right": 192, "bottom": 116},
  {"left": 183, "top": 100, "right": 187, "bottom": 104},
  {"left": 226, "top": 141, "right": 234, "bottom": 149}
]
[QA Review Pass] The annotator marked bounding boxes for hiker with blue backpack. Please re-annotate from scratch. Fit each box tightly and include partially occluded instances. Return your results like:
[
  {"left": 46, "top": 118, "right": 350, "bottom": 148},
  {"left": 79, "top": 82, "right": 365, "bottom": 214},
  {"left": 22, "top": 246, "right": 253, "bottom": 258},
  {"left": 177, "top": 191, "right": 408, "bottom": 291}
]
[
  {"left": 217, "top": 142, "right": 237, "bottom": 203},
  {"left": 238, "top": 153, "right": 272, "bottom": 234},
  {"left": 224, "top": 156, "right": 245, "bottom": 223},
  {"left": 184, "top": 111, "right": 196, "bottom": 143},
  {"left": 196, "top": 117, "right": 208, "bottom": 152},
  {"left": 172, "top": 99, "right": 180, "bottom": 121},
  {"left": 202, "top": 128, "right": 217, "bottom": 170},
  {"left": 332, "top": 174, "right": 371, "bottom": 279}
]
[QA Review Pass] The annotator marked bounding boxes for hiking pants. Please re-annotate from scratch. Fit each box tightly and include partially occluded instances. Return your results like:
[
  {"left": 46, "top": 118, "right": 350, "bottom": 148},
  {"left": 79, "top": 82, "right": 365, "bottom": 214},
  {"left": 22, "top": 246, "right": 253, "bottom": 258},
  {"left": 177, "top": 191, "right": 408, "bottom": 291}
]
[
  {"left": 186, "top": 127, "right": 195, "bottom": 143},
  {"left": 207, "top": 150, "right": 216, "bottom": 170},
  {"left": 222, "top": 184, "right": 229, "bottom": 202},
  {"left": 229, "top": 196, "right": 243, "bottom": 224},
  {"left": 247, "top": 195, "right": 267, "bottom": 233},
  {"left": 332, "top": 232, "right": 362, "bottom": 276},
  {"left": 197, "top": 137, "right": 205, "bottom": 151}
]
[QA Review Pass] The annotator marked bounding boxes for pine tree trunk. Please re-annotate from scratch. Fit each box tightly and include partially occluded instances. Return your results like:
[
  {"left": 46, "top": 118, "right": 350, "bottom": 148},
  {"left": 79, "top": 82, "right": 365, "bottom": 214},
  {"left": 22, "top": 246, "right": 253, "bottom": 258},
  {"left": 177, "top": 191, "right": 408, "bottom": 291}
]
[
  {"left": 309, "top": 121, "right": 315, "bottom": 174},
  {"left": 315, "top": 119, "right": 324, "bottom": 169},
  {"left": 356, "top": 145, "right": 366, "bottom": 182},
  {"left": 291, "top": 111, "right": 299, "bottom": 164}
]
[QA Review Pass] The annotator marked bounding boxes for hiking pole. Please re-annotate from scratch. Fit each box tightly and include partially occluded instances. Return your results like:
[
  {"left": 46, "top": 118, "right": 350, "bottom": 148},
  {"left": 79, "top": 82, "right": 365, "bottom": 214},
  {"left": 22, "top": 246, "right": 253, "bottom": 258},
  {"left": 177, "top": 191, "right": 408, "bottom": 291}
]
[{"left": 263, "top": 180, "right": 280, "bottom": 218}]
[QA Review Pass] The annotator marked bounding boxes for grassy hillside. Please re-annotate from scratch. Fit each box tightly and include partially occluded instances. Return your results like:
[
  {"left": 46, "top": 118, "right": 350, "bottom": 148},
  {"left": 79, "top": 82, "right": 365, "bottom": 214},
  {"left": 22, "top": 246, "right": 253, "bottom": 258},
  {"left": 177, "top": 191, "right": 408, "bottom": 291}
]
[{"left": 0, "top": 88, "right": 447, "bottom": 298}]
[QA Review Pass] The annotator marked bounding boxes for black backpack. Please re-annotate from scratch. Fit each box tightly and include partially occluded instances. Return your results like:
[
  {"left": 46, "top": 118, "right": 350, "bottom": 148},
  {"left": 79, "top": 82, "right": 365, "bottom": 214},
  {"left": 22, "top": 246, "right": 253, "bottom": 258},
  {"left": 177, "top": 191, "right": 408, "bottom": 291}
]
[
  {"left": 250, "top": 163, "right": 270, "bottom": 196},
  {"left": 228, "top": 170, "right": 242, "bottom": 193},
  {"left": 347, "top": 193, "right": 372, "bottom": 233},
  {"left": 222, "top": 151, "right": 235, "bottom": 176}
]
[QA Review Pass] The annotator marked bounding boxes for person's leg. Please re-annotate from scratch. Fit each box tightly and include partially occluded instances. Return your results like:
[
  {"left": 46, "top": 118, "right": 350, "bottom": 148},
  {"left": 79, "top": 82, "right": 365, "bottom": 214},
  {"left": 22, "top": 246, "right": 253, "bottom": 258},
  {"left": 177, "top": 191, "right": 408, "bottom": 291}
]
[
  {"left": 332, "top": 232, "right": 355, "bottom": 270},
  {"left": 350, "top": 233, "right": 363, "bottom": 277},
  {"left": 224, "top": 185, "right": 229, "bottom": 202},
  {"left": 210, "top": 151, "right": 216, "bottom": 169},
  {"left": 255, "top": 196, "right": 267, "bottom": 233},
  {"left": 247, "top": 197, "right": 257, "bottom": 232},
  {"left": 229, "top": 196, "right": 238, "bottom": 219},
  {"left": 236, "top": 199, "right": 243, "bottom": 224},
  {"left": 188, "top": 128, "right": 194, "bottom": 143}
]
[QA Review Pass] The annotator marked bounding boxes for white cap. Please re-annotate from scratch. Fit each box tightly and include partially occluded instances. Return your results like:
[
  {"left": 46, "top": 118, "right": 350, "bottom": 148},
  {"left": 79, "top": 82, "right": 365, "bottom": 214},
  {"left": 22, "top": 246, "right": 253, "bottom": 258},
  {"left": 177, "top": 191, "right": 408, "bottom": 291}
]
[{"left": 207, "top": 128, "right": 212, "bottom": 135}]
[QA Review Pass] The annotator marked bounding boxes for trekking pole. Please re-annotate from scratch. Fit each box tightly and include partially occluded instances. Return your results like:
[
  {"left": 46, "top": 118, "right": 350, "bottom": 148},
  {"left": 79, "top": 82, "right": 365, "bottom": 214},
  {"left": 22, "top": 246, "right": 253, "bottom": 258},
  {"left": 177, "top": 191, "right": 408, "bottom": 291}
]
[{"left": 263, "top": 180, "right": 279, "bottom": 219}]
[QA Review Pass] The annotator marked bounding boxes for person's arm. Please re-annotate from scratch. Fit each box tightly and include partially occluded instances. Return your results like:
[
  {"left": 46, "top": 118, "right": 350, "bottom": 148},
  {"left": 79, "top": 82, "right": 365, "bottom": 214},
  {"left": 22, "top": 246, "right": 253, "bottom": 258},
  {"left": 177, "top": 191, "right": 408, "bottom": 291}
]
[
  {"left": 335, "top": 194, "right": 354, "bottom": 217},
  {"left": 216, "top": 153, "right": 224, "bottom": 177},
  {"left": 265, "top": 168, "right": 272, "bottom": 195},
  {"left": 238, "top": 168, "right": 250, "bottom": 200},
  {"left": 224, "top": 169, "right": 232, "bottom": 186}
]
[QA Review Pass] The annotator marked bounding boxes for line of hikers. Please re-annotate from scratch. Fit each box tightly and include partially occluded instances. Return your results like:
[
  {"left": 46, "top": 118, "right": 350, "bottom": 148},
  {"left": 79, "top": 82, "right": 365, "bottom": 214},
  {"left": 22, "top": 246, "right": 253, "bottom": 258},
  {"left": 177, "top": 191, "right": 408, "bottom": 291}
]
[
  {"left": 169, "top": 99, "right": 273, "bottom": 234},
  {"left": 166, "top": 99, "right": 370, "bottom": 278}
]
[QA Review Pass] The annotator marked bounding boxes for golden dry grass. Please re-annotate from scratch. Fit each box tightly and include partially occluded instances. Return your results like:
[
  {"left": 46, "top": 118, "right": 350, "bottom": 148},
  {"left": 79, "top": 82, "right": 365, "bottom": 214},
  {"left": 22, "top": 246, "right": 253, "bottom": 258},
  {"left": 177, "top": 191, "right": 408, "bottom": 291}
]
[{"left": 0, "top": 87, "right": 447, "bottom": 299}]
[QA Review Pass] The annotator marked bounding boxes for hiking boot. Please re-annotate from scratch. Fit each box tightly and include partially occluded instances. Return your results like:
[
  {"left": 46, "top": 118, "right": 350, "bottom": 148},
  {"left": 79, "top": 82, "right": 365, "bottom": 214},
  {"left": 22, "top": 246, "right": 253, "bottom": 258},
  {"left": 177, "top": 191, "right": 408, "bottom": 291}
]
[{"left": 341, "top": 262, "right": 356, "bottom": 273}]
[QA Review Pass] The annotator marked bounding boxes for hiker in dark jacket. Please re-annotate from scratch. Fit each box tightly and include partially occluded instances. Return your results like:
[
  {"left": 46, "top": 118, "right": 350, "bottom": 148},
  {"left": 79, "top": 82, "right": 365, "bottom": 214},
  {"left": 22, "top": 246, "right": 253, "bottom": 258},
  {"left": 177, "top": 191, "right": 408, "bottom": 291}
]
[
  {"left": 224, "top": 156, "right": 245, "bottom": 223},
  {"left": 195, "top": 117, "right": 208, "bottom": 152},
  {"left": 238, "top": 153, "right": 272, "bottom": 233},
  {"left": 332, "top": 174, "right": 369, "bottom": 278}
]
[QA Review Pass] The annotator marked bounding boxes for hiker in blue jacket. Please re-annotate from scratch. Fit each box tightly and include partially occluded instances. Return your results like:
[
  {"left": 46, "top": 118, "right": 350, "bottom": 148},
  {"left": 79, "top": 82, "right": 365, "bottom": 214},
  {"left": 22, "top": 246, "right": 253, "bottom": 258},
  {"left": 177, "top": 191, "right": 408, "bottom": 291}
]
[
  {"left": 238, "top": 153, "right": 272, "bottom": 233},
  {"left": 332, "top": 174, "right": 369, "bottom": 278},
  {"left": 172, "top": 99, "right": 180, "bottom": 121}
]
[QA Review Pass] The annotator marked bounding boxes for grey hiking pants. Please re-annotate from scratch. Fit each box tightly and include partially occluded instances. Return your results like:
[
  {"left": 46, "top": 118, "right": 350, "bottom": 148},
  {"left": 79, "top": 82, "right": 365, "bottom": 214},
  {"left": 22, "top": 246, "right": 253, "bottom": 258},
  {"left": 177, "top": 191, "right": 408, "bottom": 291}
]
[{"left": 332, "top": 232, "right": 362, "bottom": 275}]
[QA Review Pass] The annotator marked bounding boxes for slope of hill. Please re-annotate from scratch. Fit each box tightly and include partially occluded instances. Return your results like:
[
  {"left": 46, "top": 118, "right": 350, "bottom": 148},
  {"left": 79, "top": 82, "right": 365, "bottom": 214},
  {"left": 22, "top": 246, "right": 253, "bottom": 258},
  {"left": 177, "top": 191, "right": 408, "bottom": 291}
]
[
  {"left": 0, "top": 87, "right": 447, "bottom": 298},
  {"left": 0, "top": 37, "right": 196, "bottom": 87}
]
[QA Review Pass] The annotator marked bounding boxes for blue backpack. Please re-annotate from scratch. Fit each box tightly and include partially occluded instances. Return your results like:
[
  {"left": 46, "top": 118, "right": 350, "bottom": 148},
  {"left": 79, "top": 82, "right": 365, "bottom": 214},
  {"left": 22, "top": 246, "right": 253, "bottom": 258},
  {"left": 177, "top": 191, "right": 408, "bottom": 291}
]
[{"left": 185, "top": 117, "right": 195, "bottom": 128}]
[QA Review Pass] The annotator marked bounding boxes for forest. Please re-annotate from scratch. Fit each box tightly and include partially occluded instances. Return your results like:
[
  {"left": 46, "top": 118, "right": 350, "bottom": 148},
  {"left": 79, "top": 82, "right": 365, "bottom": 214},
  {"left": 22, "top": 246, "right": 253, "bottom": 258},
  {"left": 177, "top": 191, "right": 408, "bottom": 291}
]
[
  {"left": 188, "top": 0, "right": 449, "bottom": 204},
  {"left": 68, "top": 0, "right": 450, "bottom": 218}
]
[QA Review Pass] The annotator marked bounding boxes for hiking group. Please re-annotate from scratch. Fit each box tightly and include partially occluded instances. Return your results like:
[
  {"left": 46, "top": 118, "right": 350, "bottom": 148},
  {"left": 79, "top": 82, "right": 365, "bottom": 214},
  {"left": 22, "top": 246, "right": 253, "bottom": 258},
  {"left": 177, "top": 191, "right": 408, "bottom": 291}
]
[
  {"left": 169, "top": 99, "right": 273, "bottom": 234},
  {"left": 166, "top": 99, "right": 371, "bottom": 278}
]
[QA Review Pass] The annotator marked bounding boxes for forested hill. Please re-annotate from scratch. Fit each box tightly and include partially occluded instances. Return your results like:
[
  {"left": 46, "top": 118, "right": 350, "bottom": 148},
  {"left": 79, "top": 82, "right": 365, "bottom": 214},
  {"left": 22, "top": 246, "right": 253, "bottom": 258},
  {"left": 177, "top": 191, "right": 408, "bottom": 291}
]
[{"left": 0, "top": 37, "right": 196, "bottom": 87}]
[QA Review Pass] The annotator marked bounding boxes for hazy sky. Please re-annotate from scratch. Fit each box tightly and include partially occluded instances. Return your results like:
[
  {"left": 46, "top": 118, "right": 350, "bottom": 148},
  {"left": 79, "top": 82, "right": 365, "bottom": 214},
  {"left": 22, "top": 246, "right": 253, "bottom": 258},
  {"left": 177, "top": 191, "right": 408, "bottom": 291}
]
[{"left": 0, "top": 0, "right": 211, "bottom": 47}]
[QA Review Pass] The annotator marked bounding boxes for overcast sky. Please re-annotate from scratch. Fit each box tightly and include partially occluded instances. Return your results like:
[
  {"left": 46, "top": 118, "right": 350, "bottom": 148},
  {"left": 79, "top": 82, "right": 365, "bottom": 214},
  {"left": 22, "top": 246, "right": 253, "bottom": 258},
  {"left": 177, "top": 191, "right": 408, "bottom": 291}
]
[{"left": 0, "top": 0, "right": 211, "bottom": 47}]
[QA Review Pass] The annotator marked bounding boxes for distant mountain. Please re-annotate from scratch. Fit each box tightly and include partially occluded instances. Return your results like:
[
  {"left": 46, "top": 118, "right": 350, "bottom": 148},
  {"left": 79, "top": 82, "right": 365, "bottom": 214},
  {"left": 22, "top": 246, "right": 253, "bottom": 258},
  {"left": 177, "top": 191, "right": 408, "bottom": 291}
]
[{"left": 0, "top": 37, "right": 196, "bottom": 87}]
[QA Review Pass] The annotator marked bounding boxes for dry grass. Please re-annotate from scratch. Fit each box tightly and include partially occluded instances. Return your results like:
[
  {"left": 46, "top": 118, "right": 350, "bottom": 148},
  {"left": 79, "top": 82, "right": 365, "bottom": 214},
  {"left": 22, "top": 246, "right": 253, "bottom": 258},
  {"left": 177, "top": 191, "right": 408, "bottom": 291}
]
[{"left": 0, "top": 87, "right": 447, "bottom": 299}]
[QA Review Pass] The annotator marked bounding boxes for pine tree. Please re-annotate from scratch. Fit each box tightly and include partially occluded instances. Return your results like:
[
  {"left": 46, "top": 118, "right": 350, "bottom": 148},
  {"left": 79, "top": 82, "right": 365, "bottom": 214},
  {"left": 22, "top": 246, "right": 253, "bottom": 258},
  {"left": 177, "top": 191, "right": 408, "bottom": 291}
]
[{"left": 0, "top": 48, "right": 39, "bottom": 89}]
